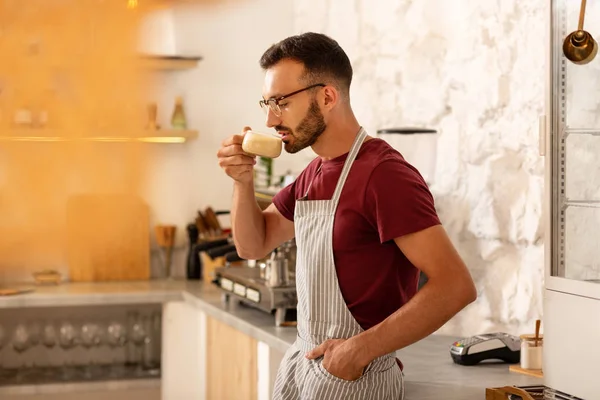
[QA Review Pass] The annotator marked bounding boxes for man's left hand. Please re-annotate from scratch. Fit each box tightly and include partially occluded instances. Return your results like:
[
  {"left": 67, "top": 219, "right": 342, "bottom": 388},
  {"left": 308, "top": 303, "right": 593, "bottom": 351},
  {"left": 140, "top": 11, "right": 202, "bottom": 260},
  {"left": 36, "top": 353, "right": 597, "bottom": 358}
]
[{"left": 305, "top": 338, "right": 368, "bottom": 381}]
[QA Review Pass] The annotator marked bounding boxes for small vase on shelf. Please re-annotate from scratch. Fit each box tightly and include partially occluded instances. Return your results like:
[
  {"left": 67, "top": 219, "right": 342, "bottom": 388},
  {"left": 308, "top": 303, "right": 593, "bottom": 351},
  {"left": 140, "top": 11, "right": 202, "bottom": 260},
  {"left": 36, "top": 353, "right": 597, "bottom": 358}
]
[{"left": 170, "top": 96, "right": 187, "bottom": 130}]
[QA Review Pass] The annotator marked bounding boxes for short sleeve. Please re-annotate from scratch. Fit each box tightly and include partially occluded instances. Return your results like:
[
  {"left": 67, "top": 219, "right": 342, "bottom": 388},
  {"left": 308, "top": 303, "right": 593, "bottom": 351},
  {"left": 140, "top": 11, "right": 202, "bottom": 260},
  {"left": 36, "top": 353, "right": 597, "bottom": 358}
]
[
  {"left": 272, "top": 181, "right": 296, "bottom": 221},
  {"left": 365, "top": 160, "right": 441, "bottom": 243}
]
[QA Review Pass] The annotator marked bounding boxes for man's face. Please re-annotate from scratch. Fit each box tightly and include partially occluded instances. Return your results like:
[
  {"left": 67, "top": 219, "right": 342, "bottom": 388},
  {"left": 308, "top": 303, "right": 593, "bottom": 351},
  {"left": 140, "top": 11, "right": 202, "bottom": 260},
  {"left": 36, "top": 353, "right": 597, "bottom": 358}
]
[{"left": 262, "top": 60, "right": 327, "bottom": 154}]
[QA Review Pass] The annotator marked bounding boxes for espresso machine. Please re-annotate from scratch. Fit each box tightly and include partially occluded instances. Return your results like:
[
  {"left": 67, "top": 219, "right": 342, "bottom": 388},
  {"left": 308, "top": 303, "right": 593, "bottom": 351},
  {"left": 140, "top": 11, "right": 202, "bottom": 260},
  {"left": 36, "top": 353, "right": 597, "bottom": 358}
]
[
  {"left": 212, "top": 188, "right": 298, "bottom": 327},
  {"left": 213, "top": 240, "right": 297, "bottom": 326}
]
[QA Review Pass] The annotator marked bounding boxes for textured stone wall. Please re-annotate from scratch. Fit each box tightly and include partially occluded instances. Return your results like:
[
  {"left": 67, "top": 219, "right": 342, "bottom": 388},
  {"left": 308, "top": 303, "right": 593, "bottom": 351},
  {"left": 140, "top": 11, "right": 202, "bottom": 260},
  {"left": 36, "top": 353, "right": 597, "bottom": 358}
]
[{"left": 293, "top": 0, "right": 548, "bottom": 336}]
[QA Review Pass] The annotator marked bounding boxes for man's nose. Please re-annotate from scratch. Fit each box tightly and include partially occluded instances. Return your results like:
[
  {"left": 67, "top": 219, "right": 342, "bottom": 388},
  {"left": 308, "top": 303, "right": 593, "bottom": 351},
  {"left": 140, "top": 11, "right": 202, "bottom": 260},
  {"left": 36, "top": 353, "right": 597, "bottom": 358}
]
[{"left": 265, "top": 107, "right": 281, "bottom": 128}]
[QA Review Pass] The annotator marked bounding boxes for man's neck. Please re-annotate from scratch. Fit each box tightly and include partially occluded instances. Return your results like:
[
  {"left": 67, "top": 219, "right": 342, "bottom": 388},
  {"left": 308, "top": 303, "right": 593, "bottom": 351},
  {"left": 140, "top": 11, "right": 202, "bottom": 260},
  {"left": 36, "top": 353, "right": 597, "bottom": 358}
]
[{"left": 311, "top": 117, "right": 364, "bottom": 161}]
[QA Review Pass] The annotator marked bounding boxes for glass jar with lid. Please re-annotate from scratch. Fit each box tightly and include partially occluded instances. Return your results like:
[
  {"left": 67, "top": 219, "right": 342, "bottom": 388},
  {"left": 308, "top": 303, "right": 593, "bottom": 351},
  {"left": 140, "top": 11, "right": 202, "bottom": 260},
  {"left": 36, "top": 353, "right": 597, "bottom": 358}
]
[{"left": 519, "top": 334, "right": 543, "bottom": 370}]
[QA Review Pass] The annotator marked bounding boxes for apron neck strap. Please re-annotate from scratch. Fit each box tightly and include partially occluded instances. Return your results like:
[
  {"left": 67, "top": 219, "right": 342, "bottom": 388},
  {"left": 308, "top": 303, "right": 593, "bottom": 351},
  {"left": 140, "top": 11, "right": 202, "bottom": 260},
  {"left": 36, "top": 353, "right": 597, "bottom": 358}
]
[{"left": 331, "top": 127, "right": 367, "bottom": 204}]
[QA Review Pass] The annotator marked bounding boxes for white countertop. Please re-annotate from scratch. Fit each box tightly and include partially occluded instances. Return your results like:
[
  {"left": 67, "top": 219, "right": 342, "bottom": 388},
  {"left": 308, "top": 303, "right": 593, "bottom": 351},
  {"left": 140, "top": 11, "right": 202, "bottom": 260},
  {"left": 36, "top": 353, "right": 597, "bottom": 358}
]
[
  {"left": 0, "top": 280, "right": 544, "bottom": 399},
  {"left": 0, "top": 280, "right": 185, "bottom": 308}
]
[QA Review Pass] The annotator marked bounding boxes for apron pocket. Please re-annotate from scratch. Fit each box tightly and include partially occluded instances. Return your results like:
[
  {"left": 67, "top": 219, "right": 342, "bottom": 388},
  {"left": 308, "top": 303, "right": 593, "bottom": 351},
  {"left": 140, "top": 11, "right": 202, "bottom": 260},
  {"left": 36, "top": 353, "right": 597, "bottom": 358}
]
[
  {"left": 316, "top": 361, "right": 366, "bottom": 386},
  {"left": 304, "top": 359, "right": 402, "bottom": 399}
]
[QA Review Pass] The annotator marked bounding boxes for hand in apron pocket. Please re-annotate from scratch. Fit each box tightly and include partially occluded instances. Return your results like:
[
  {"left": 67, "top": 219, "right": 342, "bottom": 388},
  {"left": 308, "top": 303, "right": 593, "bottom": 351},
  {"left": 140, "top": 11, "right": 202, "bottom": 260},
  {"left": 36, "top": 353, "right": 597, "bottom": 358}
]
[{"left": 305, "top": 338, "right": 367, "bottom": 381}]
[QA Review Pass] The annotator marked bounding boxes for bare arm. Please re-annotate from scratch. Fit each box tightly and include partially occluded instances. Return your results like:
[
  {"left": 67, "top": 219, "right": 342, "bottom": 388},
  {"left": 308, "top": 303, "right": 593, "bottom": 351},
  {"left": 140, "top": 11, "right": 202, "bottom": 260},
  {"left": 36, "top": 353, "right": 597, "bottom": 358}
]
[
  {"left": 231, "top": 182, "right": 294, "bottom": 259},
  {"left": 218, "top": 128, "right": 294, "bottom": 259},
  {"left": 352, "top": 224, "right": 477, "bottom": 365},
  {"left": 305, "top": 224, "right": 476, "bottom": 381}
]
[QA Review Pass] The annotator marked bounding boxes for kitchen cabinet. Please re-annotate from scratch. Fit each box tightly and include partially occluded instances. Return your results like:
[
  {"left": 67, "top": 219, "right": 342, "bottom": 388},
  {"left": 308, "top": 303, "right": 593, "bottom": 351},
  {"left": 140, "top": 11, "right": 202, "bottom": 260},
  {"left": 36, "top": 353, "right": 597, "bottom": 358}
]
[
  {"left": 543, "top": 0, "right": 600, "bottom": 398},
  {"left": 0, "top": 282, "right": 543, "bottom": 400},
  {"left": 161, "top": 301, "right": 206, "bottom": 400},
  {"left": 160, "top": 297, "right": 283, "bottom": 400},
  {"left": 206, "top": 316, "right": 258, "bottom": 400}
]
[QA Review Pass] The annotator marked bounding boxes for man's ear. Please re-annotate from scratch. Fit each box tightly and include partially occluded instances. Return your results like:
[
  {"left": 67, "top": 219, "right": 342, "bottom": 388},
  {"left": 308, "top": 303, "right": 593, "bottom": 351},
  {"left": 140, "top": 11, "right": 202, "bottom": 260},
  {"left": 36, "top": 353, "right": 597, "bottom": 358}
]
[{"left": 321, "top": 85, "right": 339, "bottom": 110}]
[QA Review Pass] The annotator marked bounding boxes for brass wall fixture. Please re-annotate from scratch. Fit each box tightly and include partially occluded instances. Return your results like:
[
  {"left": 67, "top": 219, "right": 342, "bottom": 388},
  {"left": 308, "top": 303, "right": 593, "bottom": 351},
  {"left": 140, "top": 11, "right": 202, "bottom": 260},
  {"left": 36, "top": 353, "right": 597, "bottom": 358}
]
[{"left": 563, "top": 0, "right": 598, "bottom": 64}]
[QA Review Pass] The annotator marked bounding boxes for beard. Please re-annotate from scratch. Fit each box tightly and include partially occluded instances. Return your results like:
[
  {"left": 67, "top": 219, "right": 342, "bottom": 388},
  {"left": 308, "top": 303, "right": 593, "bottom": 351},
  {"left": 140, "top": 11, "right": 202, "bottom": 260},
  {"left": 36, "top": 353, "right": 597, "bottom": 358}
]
[{"left": 277, "top": 99, "right": 326, "bottom": 154}]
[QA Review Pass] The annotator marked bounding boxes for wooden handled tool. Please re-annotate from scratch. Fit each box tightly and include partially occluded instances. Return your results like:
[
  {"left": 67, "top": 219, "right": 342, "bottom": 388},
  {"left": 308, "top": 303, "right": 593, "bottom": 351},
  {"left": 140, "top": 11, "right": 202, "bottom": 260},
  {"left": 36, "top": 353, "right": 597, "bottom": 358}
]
[{"left": 155, "top": 225, "right": 177, "bottom": 278}]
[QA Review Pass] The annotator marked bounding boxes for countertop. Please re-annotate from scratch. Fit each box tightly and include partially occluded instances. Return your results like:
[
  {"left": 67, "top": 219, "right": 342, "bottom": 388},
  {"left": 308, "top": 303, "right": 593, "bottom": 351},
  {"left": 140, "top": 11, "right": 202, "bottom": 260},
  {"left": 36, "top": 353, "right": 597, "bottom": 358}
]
[
  {"left": 0, "top": 280, "right": 186, "bottom": 308},
  {"left": 0, "top": 280, "right": 543, "bottom": 399}
]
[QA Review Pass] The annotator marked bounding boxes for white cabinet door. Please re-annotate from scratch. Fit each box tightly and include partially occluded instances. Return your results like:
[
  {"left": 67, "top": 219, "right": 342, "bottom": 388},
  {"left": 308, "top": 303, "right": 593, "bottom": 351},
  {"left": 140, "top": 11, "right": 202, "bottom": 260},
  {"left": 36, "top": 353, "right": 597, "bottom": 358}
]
[{"left": 161, "top": 301, "right": 207, "bottom": 400}]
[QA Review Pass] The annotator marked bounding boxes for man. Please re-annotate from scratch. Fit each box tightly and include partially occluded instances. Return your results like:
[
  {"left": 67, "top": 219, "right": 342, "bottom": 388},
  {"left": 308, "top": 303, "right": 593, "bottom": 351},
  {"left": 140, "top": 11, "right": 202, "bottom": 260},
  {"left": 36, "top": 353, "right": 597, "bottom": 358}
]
[{"left": 217, "top": 32, "right": 476, "bottom": 399}]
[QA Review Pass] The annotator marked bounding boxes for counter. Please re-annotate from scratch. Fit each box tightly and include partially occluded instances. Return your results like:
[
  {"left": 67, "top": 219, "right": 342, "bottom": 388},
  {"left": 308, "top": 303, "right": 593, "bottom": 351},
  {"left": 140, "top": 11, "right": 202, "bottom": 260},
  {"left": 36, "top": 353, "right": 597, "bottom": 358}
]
[{"left": 0, "top": 280, "right": 543, "bottom": 399}]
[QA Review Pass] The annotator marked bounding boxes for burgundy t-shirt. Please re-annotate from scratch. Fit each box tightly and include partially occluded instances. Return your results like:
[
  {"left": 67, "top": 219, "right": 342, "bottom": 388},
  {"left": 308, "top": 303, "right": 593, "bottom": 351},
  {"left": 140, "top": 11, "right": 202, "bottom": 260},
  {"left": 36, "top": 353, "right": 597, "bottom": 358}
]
[{"left": 273, "top": 138, "right": 441, "bottom": 331}]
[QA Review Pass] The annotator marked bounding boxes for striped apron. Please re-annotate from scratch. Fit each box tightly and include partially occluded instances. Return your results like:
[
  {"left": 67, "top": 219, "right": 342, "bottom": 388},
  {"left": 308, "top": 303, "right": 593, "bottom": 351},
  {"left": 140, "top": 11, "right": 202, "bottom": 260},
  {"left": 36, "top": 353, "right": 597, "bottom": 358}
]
[{"left": 272, "top": 127, "right": 405, "bottom": 400}]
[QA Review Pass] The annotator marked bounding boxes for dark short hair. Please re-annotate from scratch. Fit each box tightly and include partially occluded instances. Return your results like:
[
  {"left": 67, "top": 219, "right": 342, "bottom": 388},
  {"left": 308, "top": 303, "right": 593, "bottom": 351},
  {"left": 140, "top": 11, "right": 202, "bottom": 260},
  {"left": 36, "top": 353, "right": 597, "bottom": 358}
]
[{"left": 259, "top": 32, "right": 353, "bottom": 96}]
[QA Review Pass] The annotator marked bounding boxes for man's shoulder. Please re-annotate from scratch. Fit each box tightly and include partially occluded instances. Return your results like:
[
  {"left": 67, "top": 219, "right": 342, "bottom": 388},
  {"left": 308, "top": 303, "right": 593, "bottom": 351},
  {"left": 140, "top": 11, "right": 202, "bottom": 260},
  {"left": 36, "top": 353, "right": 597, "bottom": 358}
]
[
  {"left": 360, "top": 140, "right": 429, "bottom": 189},
  {"left": 359, "top": 139, "right": 413, "bottom": 172}
]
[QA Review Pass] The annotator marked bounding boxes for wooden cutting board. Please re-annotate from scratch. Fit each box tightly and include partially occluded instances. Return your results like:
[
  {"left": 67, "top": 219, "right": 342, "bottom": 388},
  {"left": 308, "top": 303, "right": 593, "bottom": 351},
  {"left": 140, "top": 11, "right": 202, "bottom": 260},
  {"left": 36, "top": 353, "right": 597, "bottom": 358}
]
[
  {"left": 66, "top": 194, "right": 150, "bottom": 282},
  {"left": 509, "top": 364, "right": 544, "bottom": 378}
]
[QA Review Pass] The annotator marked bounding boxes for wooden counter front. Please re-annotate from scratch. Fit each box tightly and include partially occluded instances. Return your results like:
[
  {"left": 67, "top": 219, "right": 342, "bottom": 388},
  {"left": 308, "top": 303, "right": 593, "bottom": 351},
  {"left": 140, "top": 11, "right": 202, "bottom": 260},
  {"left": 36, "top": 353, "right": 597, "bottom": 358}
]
[{"left": 206, "top": 316, "right": 258, "bottom": 400}]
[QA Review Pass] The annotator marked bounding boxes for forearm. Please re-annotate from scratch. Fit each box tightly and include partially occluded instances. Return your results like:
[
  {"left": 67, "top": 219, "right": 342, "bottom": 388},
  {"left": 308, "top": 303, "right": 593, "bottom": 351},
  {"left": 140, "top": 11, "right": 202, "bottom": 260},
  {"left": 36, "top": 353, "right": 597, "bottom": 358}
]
[
  {"left": 353, "top": 278, "right": 476, "bottom": 365},
  {"left": 230, "top": 181, "right": 267, "bottom": 259}
]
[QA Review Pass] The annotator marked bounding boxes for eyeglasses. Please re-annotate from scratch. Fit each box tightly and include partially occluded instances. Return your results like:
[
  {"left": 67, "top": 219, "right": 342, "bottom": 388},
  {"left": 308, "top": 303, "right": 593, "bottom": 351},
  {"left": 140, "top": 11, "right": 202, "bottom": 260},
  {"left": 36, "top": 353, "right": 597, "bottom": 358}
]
[{"left": 259, "top": 83, "right": 325, "bottom": 117}]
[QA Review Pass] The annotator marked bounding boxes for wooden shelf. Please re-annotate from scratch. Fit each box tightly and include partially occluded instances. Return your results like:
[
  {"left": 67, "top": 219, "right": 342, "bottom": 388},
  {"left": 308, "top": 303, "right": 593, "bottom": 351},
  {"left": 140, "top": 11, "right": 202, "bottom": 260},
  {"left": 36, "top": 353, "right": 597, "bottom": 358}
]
[
  {"left": 0, "top": 129, "right": 198, "bottom": 143},
  {"left": 139, "top": 54, "right": 202, "bottom": 71}
]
